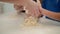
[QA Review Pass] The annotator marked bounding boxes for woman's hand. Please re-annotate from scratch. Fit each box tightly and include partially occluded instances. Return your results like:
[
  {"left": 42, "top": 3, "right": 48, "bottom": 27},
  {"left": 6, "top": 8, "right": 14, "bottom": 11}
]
[
  {"left": 14, "top": 0, "right": 42, "bottom": 18},
  {"left": 14, "top": 4, "right": 24, "bottom": 14},
  {"left": 25, "top": 1, "right": 41, "bottom": 18}
]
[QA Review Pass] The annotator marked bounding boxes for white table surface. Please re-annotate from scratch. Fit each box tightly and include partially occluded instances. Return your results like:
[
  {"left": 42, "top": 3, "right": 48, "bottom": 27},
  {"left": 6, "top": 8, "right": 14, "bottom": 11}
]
[{"left": 0, "top": 3, "right": 60, "bottom": 34}]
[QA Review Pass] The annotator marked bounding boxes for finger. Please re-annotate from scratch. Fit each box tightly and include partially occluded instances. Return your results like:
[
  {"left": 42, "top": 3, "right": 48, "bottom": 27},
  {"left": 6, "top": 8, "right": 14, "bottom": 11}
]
[
  {"left": 37, "top": 0, "right": 41, "bottom": 6},
  {"left": 14, "top": 4, "right": 19, "bottom": 10},
  {"left": 14, "top": 4, "right": 24, "bottom": 10},
  {"left": 33, "top": 5, "right": 40, "bottom": 17}
]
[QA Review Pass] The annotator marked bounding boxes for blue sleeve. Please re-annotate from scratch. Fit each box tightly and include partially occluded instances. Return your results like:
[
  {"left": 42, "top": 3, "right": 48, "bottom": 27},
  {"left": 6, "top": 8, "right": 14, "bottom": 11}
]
[
  {"left": 42, "top": 0, "right": 60, "bottom": 13},
  {"left": 58, "top": 0, "right": 60, "bottom": 12}
]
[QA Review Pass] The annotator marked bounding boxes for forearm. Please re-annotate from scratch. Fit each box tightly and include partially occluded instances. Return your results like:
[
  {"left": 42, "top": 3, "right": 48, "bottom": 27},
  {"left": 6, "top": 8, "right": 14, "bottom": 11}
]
[
  {"left": 0, "top": 0, "right": 31, "bottom": 6},
  {"left": 41, "top": 8, "right": 60, "bottom": 20},
  {"left": 0, "top": 0, "right": 28, "bottom": 4},
  {"left": 0, "top": 0, "right": 18, "bottom": 3}
]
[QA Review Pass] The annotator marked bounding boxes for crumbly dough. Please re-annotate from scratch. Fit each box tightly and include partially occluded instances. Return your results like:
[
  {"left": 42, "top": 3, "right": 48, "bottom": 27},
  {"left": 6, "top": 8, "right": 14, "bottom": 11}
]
[{"left": 23, "top": 16, "right": 39, "bottom": 27}]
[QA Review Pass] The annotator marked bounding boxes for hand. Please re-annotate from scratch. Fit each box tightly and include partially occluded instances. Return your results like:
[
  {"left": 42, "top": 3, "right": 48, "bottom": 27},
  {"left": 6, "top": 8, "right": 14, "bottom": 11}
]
[
  {"left": 14, "top": 0, "right": 42, "bottom": 18},
  {"left": 24, "top": 1, "right": 41, "bottom": 18},
  {"left": 14, "top": 4, "right": 24, "bottom": 14}
]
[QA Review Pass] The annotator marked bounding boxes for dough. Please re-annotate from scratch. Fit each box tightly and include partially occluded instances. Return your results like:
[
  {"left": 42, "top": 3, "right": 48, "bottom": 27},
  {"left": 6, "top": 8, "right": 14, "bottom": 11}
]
[{"left": 23, "top": 16, "right": 39, "bottom": 27}]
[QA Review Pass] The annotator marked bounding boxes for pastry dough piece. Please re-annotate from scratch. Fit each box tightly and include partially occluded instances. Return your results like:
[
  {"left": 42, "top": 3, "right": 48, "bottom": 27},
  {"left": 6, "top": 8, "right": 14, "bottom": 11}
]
[{"left": 23, "top": 16, "right": 39, "bottom": 26}]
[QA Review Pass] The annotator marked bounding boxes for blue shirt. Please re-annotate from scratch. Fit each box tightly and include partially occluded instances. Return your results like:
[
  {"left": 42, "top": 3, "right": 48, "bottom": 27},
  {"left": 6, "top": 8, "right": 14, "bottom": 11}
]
[
  {"left": 42, "top": 0, "right": 60, "bottom": 13},
  {"left": 41, "top": 0, "right": 60, "bottom": 22}
]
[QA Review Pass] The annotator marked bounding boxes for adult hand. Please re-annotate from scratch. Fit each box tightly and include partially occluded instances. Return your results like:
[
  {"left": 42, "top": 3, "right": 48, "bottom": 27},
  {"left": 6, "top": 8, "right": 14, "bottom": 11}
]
[
  {"left": 14, "top": 4, "right": 24, "bottom": 14},
  {"left": 14, "top": 0, "right": 42, "bottom": 18},
  {"left": 25, "top": 1, "right": 41, "bottom": 18}
]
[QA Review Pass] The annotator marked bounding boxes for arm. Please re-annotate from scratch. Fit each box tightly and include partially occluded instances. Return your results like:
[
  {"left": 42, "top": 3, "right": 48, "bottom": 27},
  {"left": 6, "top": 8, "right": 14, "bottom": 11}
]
[
  {"left": 41, "top": 7, "right": 60, "bottom": 21},
  {"left": 0, "top": 0, "right": 31, "bottom": 6},
  {"left": 38, "top": 0, "right": 60, "bottom": 21},
  {"left": 0, "top": 0, "right": 19, "bottom": 3}
]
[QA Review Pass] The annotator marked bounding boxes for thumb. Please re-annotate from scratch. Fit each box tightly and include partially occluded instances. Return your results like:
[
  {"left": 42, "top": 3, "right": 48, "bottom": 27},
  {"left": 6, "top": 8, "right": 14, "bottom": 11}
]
[{"left": 37, "top": 0, "right": 41, "bottom": 7}]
